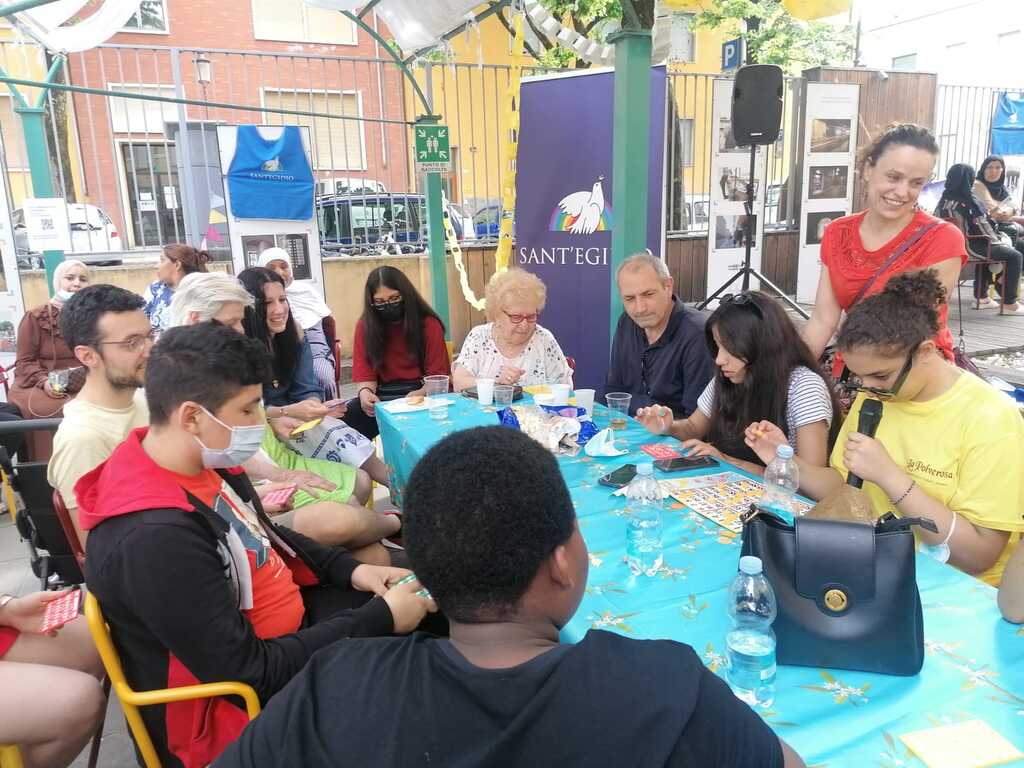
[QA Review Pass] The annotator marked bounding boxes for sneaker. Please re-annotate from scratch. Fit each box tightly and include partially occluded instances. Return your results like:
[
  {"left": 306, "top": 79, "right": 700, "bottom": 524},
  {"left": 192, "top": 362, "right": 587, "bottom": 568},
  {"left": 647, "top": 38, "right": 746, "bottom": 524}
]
[{"left": 977, "top": 297, "right": 999, "bottom": 308}]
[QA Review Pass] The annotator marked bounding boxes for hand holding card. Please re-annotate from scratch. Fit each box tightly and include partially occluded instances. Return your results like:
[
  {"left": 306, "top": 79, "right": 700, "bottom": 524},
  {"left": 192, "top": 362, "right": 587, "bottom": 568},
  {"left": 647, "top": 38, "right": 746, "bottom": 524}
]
[
  {"left": 261, "top": 484, "right": 298, "bottom": 511},
  {"left": 40, "top": 588, "right": 82, "bottom": 635}
]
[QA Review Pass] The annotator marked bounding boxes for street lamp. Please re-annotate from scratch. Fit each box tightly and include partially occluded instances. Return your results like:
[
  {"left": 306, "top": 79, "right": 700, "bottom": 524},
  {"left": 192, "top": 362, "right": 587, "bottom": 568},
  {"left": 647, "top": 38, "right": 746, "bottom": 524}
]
[{"left": 195, "top": 53, "right": 212, "bottom": 85}]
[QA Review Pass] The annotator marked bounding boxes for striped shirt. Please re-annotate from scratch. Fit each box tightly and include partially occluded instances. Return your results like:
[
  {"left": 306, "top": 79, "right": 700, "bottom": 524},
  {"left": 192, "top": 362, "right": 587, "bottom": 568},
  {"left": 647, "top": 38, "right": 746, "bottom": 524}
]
[{"left": 697, "top": 366, "right": 833, "bottom": 449}]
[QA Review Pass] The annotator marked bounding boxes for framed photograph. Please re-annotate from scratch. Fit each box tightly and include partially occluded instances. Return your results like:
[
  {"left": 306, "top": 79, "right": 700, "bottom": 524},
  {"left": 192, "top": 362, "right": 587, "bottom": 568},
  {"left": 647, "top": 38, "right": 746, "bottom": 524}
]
[
  {"left": 715, "top": 214, "right": 757, "bottom": 249},
  {"left": 810, "top": 119, "right": 852, "bottom": 153},
  {"left": 806, "top": 210, "right": 845, "bottom": 245},
  {"left": 718, "top": 117, "right": 741, "bottom": 152},
  {"left": 808, "top": 165, "right": 849, "bottom": 200},
  {"left": 718, "top": 166, "right": 760, "bottom": 201}
]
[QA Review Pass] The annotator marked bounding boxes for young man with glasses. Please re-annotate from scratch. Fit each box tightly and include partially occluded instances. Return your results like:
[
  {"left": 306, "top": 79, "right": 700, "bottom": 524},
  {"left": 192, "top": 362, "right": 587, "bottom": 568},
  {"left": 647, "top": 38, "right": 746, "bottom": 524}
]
[
  {"left": 49, "top": 284, "right": 155, "bottom": 544},
  {"left": 602, "top": 252, "right": 714, "bottom": 417}
]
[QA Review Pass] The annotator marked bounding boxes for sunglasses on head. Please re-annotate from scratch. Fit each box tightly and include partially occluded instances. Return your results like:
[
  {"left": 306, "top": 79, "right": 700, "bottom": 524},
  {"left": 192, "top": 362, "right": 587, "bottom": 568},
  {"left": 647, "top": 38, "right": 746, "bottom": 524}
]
[{"left": 719, "top": 292, "right": 763, "bottom": 318}]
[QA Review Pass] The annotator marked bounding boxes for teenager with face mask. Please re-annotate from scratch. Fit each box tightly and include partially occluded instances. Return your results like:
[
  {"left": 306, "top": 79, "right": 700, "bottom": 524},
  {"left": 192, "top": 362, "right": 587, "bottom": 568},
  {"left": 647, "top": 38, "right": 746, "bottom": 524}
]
[
  {"left": 348, "top": 266, "right": 451, "bottom": 440},
  {"left": 800, "top": 124, "right": 968, "bottom": 377},
  {"left": 79, "top": 322, "right": 436, "bottom": 768}
]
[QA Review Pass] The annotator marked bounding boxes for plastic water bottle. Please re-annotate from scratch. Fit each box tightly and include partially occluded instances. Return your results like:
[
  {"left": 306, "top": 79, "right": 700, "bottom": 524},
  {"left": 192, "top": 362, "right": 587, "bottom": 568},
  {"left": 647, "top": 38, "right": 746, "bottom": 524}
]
[
  {"left": 761, "top": 444, "right": 800, "bottom": 516},
  {"left": 625, "top": 464, "right": 663, "bottom": 576},
  {"left": 726, "top": 556, "right": 778, "bottom": 708}
]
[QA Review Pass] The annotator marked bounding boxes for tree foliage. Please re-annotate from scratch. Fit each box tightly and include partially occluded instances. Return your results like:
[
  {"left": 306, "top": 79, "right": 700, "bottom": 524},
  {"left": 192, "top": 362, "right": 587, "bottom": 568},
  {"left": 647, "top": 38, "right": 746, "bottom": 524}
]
[{"left": 692, "top": 0, "right": 854, "bottom": 73}]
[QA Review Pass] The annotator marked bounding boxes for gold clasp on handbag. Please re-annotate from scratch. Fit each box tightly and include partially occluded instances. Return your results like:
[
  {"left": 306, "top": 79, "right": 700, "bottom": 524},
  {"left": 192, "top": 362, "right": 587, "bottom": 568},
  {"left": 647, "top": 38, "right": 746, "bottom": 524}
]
[
  {"left": 824, "top": 588, "right": 849, "bottom": 612},
  {"left": 740, "top": 505, "right": 762, "bottom": 525}
]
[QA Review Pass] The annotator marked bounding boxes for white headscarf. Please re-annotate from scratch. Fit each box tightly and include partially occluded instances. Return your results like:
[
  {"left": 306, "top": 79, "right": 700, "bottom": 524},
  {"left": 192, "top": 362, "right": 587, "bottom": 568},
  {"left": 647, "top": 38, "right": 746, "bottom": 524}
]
[
  {"left": 51, "top": 259, "right": 89, "bottom": 309},
  {"left": 257, "top": 247, "right": 331, "bottom": 330}
]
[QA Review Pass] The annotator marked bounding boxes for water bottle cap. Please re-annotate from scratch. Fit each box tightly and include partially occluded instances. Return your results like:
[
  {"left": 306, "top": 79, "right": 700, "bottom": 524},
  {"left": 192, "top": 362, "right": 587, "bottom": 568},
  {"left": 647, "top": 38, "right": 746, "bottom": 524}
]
[
  {"left": 636, "top": 462, "right": 654, "bottom": 476},
  {"left": 739, "top": 556, "right": 763, "bottom": 575},
  {"left": 775, "top": 444, "right": 794, "bottom": 460}
]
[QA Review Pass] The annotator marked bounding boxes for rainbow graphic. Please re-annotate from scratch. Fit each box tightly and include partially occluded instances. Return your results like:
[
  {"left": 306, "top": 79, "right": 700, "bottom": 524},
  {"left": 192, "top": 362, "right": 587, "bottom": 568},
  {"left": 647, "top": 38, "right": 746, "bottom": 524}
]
[{"left": 549, "top": 202, "right": 613, "bottom": 232}]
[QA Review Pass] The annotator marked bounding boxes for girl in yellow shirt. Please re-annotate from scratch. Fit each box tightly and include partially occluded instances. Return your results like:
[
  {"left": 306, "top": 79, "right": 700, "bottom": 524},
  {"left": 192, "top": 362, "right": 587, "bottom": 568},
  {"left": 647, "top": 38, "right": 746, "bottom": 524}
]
[{"left": 746, "top": 269, "right": 1024, "bottom": 586}]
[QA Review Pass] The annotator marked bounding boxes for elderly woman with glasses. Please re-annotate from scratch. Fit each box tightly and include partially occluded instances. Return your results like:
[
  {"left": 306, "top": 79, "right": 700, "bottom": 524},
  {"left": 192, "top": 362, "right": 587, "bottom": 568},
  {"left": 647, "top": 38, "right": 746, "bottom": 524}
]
[{"left": 452, "top": 268, "right": 571, "bottom": 392}]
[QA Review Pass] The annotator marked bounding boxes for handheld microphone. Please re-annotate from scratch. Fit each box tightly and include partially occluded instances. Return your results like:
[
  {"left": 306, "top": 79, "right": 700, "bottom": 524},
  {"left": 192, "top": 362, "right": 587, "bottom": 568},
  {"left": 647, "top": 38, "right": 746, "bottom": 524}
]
[{"left": 847, "top": 399, "right": 883, "bottom": 489}]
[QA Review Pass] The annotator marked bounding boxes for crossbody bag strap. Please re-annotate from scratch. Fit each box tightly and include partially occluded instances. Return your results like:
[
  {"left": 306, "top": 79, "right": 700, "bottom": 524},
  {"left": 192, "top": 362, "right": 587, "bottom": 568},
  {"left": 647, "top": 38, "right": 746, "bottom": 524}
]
[{"left": 850, "top": 220, "right": 942, "bottom": 307}]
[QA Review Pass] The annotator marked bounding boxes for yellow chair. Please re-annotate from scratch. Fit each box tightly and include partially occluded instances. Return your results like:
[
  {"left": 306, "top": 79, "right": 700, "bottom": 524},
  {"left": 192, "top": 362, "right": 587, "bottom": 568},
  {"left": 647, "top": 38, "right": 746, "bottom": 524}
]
[
  {"left": 84, "top": 593, "right": 261, "bottom": 768},
  {"left": 0, "top": 745, "right": 24, "bottom": 768}
]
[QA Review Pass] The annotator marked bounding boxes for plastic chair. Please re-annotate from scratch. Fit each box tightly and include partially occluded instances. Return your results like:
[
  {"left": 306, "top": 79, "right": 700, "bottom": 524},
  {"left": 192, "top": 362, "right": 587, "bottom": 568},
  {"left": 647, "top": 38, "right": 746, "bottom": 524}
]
[
  {"left": 52, "top": 490, "right": 85, "bottom": 570},
  {"left": 942, "top": 214, "right": 1007, "bottom": 312},
  {"left": 0, "top": 746, "right": 24, "bottom": 768},
  {"left": 321, "top": 315, "right": 343, "bottom": 385},
  {"left": 84, "top": 593, "right": 261, "bottom": 768}
]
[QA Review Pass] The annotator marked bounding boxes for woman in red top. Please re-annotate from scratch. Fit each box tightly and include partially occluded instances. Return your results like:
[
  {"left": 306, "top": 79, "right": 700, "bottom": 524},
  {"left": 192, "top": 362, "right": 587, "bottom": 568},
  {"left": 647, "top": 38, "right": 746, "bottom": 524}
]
[
  {"left": 802, "top": 124, "right": 967, "bottom": 375},
  {"left": 347, "top": 266, "right": 451, "bottom": 439}
]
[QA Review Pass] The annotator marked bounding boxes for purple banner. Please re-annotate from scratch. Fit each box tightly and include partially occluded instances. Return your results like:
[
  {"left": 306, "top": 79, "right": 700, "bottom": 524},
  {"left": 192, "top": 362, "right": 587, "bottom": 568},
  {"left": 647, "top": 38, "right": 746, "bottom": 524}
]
[{"left": 515, "top": 67, "right": 666, "bottom": 389}]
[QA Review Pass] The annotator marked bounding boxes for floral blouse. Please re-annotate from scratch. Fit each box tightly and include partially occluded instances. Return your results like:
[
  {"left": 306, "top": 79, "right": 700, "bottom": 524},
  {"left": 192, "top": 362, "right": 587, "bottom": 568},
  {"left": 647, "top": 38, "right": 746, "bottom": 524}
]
[
  {"left": 143, "top": 280, "right": 174, "bottom": 333},
  {"left": 455, "top": 322, "right": 571, "bottom": 386}
]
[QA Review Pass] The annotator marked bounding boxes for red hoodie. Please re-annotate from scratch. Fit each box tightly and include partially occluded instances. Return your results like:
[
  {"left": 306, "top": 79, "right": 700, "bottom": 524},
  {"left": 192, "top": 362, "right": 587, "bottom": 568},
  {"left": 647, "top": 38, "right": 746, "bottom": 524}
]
[{"left": 80, "top": 427, "right": 394, "bottom": 768}]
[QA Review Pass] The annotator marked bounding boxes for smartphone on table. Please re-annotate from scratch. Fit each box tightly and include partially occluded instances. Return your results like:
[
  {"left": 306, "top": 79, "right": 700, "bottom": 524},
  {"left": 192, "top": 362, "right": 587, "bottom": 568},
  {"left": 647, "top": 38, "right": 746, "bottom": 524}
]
[
  {"left": 598, "top": 463, "right": 638, "bottom": 488},
  {"left": 653, "top": 456, "right": 719, "bottom": 472}
]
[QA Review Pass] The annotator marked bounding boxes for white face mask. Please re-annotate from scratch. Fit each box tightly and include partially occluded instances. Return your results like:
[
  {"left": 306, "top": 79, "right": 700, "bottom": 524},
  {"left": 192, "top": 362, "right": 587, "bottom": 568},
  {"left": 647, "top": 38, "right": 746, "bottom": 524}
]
[
  {"left": 194, "top": 406, "right": 265, "bottom": 468},
  {"left": 56, "top": 289, "right": 74, "bottom": 301}
]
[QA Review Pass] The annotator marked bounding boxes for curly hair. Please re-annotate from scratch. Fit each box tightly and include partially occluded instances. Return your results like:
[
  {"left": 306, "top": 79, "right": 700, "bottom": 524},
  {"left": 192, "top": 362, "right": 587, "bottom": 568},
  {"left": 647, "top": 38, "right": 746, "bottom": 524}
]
[
  {"left": 60, "top": 284, "right": 145, "bottom": 349},
  {"left": 837, "top": 269, "right": 946, "bottom": 355},
  {"left": 403, "top": 426, "right": 575, "bottom": 623}
]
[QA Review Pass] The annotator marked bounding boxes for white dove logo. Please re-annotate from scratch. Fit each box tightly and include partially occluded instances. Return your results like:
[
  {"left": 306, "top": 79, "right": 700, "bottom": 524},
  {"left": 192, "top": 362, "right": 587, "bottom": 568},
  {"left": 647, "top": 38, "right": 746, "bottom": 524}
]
[
  {"left": 557, "top": 176, "right": 606, "bottom": 235},
  {"left": 262, "top": 157, "right": 282, "bottom": 172}
]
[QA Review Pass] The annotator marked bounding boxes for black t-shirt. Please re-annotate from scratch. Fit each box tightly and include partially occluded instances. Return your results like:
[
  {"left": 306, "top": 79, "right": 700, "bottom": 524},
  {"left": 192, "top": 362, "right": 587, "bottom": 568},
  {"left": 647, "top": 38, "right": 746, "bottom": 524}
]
[{"left": 214, "top": 629, "right": 783, "bottom": 768}]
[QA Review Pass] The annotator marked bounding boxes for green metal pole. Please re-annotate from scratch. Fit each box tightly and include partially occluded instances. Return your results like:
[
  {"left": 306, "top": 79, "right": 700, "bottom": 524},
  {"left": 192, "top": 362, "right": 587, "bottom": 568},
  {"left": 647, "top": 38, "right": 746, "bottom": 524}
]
[
  {"left": 416, "top": 115, "right": 450, "bottom": 336},
  {"left": 608, "top": 29, "right": 652, "bottom": 344},
  {"left": 15, "top": 106, "right": 62, "bottom": 294},
  {"left": 0, "top": 0, "right": 63, "bottom": 18}
]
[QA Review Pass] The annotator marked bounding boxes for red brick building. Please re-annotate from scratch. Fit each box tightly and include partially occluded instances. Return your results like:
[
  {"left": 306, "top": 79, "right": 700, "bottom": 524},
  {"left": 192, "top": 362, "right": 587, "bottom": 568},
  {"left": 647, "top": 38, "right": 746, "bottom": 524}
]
[{"left": 66, "top": 0, "right": 412, "bottom": 250}]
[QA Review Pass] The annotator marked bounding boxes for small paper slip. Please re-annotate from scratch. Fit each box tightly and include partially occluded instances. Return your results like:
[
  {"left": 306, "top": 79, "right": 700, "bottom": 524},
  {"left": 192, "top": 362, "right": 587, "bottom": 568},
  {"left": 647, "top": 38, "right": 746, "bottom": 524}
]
[
  {"left": 522, "top": 385, "right": 550, "bottom": 395},
  {"left": 261, "top": 484, "right": 297, "bottom": 508},
  {"left": 380, "top": 397, "right": 449, "bottom": 414},
  {"left": 41, "top": 589, "right": 82, "bottom": 634},
  {"left": 899, "top": 719, "right": 1023, "bottom": 768},
  {"left": 641, "top": 443, "right": 682, "bottom": 460}
]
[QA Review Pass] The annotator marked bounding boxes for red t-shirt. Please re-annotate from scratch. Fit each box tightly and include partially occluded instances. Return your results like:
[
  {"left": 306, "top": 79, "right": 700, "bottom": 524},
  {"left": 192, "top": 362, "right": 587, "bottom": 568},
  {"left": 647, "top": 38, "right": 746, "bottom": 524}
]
[
  {"left": 175, "top": 469, "right": 304, "bottom": 639},
  {"left": 351, "top": 315, "right": 451, "bottom": 384},
  {"left": 820, "top": 209, "right": 967, "bottom": 361}
]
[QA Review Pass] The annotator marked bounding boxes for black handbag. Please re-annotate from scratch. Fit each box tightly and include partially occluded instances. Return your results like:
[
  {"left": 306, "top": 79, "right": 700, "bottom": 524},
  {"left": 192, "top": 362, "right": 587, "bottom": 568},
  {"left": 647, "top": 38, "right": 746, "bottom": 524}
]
[{"left": 740, "top": 508, "right": 933, "bottom": 676}]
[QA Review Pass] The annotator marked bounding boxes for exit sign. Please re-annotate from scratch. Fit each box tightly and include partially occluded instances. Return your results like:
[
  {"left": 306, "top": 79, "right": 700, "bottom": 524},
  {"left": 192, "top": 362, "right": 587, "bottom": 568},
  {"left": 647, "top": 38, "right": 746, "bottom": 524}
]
[{"left": 415, "top": 125, "right": 452, "bottom": 173}]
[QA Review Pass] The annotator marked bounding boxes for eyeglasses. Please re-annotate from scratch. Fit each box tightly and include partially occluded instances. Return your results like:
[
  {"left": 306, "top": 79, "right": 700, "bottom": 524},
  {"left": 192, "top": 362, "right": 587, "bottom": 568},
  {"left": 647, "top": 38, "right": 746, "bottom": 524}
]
[
  {"left": 504, "top": 310, "right": 539, "bottom": 325},
  {"left": 372, "top": 296, "right": 403, "bottom": 308},
  {"left": 719, "top": 292, "right": 763, "bottom": 318},
  {"left": 851, "top": 345, "right": 917, "bottom": 400},
  {"left": 97, "top": 329, "right": 156, "bottom": 353}
]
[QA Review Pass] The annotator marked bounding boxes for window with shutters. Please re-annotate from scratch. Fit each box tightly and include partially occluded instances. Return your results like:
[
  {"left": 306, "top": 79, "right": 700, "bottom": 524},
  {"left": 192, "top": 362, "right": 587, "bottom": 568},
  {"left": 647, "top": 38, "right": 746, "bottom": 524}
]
[
  {"left": 252, "top": 0, "right": 356, "bottom": 45},
  {"left": 108, "top": 84, "right": 178, "bottom": 134},
  {"left": 261, "top": 89, "right": 366, "bottom": 171}
]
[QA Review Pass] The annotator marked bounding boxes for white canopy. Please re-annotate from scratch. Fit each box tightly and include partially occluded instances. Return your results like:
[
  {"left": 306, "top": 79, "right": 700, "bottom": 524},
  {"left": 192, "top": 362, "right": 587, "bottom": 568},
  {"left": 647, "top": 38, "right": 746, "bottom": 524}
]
[
  {"left": 13, "top": 0, "right": 144, "bottom": 54},
  {"left": 304, "top": 0, "right": 480, "bottom": 53}
]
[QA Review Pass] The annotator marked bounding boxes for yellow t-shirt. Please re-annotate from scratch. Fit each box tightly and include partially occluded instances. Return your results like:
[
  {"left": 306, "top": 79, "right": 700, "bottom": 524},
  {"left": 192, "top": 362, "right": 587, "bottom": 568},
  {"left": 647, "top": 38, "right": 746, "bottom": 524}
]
[
  {"left": 48, "top": 389, "right": 150, "bottom": 509},
  {"left": 830, "top": 374, "right": 1024, "bottom": 586}
]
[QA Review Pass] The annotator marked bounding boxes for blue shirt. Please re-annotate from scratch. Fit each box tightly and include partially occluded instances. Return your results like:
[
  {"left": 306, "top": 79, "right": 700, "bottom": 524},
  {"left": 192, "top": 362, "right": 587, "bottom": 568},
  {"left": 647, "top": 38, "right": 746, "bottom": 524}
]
[
  {"left": 600, "top": 298, "right": 714, "bottom": 418},
  {"left": 264, "top": 338, "right": 320, "bottom": 407},
  {"left": 143, "top": 281, "right": 174, "bottom": 332}
]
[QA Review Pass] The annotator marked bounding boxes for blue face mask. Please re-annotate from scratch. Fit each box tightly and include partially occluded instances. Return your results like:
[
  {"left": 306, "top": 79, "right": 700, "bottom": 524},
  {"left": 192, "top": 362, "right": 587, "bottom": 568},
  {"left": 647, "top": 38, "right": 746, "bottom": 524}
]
[{"left": 195, "top": 406, "right": 265, "bottom": 468}]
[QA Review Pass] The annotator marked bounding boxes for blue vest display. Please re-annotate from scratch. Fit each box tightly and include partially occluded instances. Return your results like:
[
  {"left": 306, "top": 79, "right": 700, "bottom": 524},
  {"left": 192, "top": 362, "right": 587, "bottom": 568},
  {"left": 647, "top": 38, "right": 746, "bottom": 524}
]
[
  {"left": 227, "top": 126, "right": 314, "bottom": 220},
  {"left": 991, "top": 92, "right": 1024, "bottom": 156}
]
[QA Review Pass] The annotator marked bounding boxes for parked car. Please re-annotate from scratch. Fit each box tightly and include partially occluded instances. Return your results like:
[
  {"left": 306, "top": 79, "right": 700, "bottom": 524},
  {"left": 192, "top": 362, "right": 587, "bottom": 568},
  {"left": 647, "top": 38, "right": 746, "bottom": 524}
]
[
  {"left": 13, "top": 203, "right": 123, "bottom": 267},
  {"left": 473, "top": 201, "right": 502, "bottom": 241},
  {"left": 315, "top": 177, "right": 388, "bottom": 197},
  {"left": 316, "top": 193, "right": 473, "bottom": 254}
]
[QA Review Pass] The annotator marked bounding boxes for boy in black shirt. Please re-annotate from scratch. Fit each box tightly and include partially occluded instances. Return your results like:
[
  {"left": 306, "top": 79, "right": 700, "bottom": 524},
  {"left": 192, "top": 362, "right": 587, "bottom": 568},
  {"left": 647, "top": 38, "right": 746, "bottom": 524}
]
[{"left": 216, "top": 426, "right": 804, "bottom": 768}]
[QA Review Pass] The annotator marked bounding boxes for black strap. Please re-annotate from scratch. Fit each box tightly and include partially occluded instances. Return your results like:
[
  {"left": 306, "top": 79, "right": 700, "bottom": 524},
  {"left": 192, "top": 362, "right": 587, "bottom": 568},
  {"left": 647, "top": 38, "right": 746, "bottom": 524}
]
[{"left": 851, "top": 220, "right": 942, "bottom": 306}]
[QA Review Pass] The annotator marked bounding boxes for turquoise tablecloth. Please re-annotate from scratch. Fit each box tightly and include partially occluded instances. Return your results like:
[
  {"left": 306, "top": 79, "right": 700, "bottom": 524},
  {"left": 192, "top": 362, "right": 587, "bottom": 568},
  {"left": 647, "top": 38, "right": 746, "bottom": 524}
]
[{"left": 378, "top": 394, "right": 1024, "bottom": 767}]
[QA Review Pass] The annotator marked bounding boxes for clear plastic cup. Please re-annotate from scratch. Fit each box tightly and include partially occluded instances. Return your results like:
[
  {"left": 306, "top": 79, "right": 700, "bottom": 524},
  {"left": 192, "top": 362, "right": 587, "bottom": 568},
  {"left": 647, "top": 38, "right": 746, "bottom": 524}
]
[
  {"left": 605, "top": 392, "right": 632, "bottom": 430},
  {"left": 476, "top": 377, "right": 495, "bottom": 405},
  {"left": 494, "top": 385, "right": 515, "bottom": 408},
  {"left": 423, "top": 375, "right": 450, "bottom": 396}
]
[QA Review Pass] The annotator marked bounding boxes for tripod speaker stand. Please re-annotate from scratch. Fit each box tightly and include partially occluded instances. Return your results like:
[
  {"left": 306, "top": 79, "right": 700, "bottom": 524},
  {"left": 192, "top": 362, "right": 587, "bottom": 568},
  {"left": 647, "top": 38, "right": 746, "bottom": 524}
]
[{"left": 698, "top": 65, "right": 809, "bottom": 318}]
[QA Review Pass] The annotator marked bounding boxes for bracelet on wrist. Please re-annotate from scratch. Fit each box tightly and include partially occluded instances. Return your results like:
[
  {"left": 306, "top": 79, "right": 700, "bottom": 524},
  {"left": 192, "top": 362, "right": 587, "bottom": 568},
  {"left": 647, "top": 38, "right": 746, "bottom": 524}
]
[
  {"left": 891, "top": 479, "right": 916, "bottom": 506},
  {"left": 358, "top": 386, "right": 375, "bottom": 398}
]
